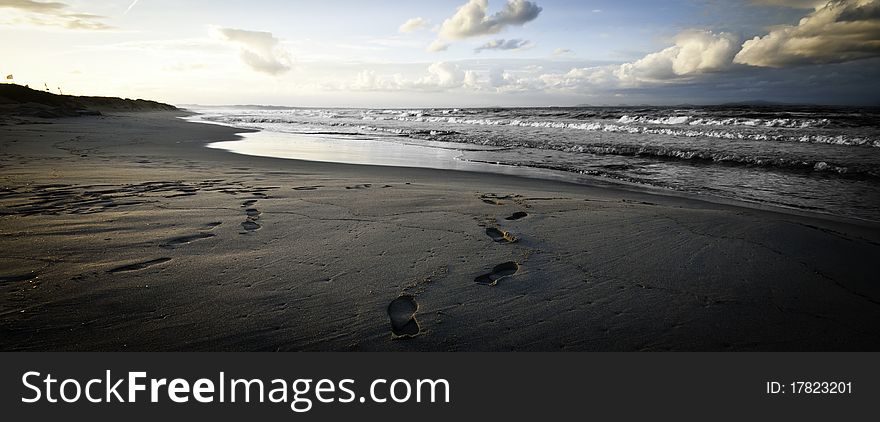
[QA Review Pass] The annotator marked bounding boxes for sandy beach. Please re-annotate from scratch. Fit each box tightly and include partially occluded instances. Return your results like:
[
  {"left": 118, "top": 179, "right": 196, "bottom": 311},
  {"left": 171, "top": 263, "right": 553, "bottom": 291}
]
[{"left": 1, "top": 111, "right": 879, "bottom": 351}]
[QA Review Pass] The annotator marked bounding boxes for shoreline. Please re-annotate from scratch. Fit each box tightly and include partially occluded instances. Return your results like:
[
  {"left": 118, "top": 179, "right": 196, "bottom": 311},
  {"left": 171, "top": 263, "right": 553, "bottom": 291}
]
[
  {"left": 192, "top": 113, "right": 880, "bottom": 228},
  {"left": 2, "top": 111, "right": 879, "bottom": 351}
]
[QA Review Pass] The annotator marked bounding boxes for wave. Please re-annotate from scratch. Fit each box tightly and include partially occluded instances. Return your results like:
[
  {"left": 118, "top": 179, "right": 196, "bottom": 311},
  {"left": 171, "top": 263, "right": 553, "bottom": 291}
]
[
  {"left": 204, "top": 116, "right": 325, "bottom": 125},
  {"left": 561, "top": 144, "right": 868, "bottom": 176},
  {"left": 199, "top": 110, "right": 880, "bottom": 176},
  {"left": 203, "top": 114, "right": 880, "bottom": 168},
  {"left": 617, "top": 115, "right": 832, "bottom": 128},
  {"left": 203, "top": 115, "right": 462, "bottom": 137},
  {"left": 360, "top": 115, "right": 879, "bottom": 147},
  {"left": 441, "top": 134, "right": 877, "bottom": 177}
]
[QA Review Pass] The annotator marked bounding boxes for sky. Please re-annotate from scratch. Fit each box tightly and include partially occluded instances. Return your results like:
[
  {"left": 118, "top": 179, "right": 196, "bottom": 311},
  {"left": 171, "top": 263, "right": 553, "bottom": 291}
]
[{"left": 1, "top": 0, "right": 879, "bottom": 106}]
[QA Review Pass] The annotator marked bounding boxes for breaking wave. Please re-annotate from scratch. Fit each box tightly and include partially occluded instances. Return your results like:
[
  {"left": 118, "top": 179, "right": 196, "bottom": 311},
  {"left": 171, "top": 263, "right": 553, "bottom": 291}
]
[{"left": 359, "top": 115, "right": 878, "bottom": 147}]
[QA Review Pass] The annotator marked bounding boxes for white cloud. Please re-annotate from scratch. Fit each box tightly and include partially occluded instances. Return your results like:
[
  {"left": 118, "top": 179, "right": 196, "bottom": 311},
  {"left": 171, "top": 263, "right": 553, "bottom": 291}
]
[
  {"left": 488, "top": 68, "right": 507, "bottom": 86},
  {"left": 553, "top": 48, "right": 573, "bottom": 56},
  {"left": 474, "top": 38, "right": 532, "bottom": 52},
  {"left": 538, "top": 67, "right": 615, "bottom": 91},
  {"left": 486, "top": 68, "right": 546, "bottom": 92},
  {"left": 427, "top": 39, "right": 451, "bottom": 52},
  {"left": 349, "top": 61, "right": 480, "bottom": 91},
  {"left": 438, "top": 0, "right": 542, "bottom": 39},
  {"left": 420, "top": 62, "right": 467, "bottom": 88},
  {"left": 735, "top": 0, "right": 880, "bottom": 67},
  {"left": 0, "top": 0, "right": 64, "bottom": 13},
  {"left": 614, "top": 30, "right": 740, "bottom": 83},
  {"left": 399, "top": 17, "right": 429, "bottom": 33},
  {"left": 351, "top": 70, "right": 404, "bottom": 91},
  {"left": 352, "top": 28, "right": 743, "bottom": 95},
  {"left": 0, "top": 0, "right": 112, "bottom": 30},
  {"left": 215, "top": 27, "right": 292, "bottom": 75},
  {"left": 341, "top": 3, "right": 878, "bottom": 99},
  {"left": 518, "top": 30, "right": 741, "bottom": 92}
]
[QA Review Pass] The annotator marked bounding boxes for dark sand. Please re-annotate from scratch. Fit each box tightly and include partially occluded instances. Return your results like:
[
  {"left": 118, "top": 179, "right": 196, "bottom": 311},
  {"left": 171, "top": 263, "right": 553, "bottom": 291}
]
[{"left": 1, "top": 111, "right": 879, "bottom": 351}]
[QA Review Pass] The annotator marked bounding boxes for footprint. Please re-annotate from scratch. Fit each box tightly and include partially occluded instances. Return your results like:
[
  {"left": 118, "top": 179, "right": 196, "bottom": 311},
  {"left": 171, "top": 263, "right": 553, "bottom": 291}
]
[
  {"left": 241, "top": 221, "right": 261, "bottom": 232},
  {"left": 621, "top": 199, "right": 658, "bottom": 206},
  {"left": 505, "top": 211, "right": 528, "bottom": 221},
  {"left": 480, "top": 193, "right": 513, "bottom": 205},
  {"left": 241, "top": 200, "right": 258, "bottom": 208},
  {"left": 387, "top": 295, "right": 420, "bottom": 337},
  {"left": 245, "top": 208, "right": 262, "bottom": 219},
  {"left": 346, "top": 184, "right": 372, "bottom": 190},
  {"left": 161, "top": 232, "right": 215, "bottom": 248},
  {"left": 485, "top": 227, "right": 517, "bottom": 243},
  {"left": 109, "top": 258, "right": 172, "bottom": 274},
  {"left": 474, "top": 262, "right": 520, "bottom": 286}
]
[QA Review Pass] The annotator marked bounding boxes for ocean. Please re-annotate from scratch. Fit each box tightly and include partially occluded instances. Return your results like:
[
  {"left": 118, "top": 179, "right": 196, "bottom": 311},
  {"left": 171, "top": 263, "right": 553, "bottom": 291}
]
[{"left": 193, "top": 105, "right": 880, "bottom": 221}]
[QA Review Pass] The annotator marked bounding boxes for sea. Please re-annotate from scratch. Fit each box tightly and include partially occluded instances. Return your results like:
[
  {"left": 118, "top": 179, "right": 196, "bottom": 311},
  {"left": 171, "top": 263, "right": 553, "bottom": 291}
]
[{"left": 191, "top": 105, "right": 880, "bottom": 222}]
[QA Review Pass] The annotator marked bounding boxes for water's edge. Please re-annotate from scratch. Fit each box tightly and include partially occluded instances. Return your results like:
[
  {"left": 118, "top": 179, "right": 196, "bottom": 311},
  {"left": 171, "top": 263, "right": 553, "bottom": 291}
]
[{"left": 189, "top": 114, "right": 879, "bottom": 226}]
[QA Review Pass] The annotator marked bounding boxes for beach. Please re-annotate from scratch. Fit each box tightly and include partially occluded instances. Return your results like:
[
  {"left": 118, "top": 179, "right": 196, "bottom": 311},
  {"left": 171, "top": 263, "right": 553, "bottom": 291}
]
[{"left": 1, "top": 111, "right": 879, "bottom": 351}]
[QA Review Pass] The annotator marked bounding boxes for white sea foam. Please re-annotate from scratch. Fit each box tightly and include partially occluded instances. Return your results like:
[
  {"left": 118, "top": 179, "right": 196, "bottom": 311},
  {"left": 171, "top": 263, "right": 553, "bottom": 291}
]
[{"left": 356, "top": 114, "right": 876, "bottom": 147}]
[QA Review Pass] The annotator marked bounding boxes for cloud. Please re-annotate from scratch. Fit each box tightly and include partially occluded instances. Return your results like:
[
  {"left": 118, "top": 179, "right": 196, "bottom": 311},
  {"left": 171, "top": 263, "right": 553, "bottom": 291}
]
[
  {"left": 615, "top": 30, "right": 740, "bottom": 83},
  {"left": 538, "top": 67, "right": 615, "bottom": 91},
  {"left": 353, "top": 3, "right": 878, "bottom": 100},
  {"left": 0, "top": 0, "right": 65, "bottom": 13},
  {"left": 735, "top": 0, "right": 880, "bottom": 67},
  {"left": 553, "top": 48, "right": 573, "bottom": 56},
  {"left": 520, "top": 29, "right": 741, "bottom": 92},
  {"left": 357, "top": 29, "right": 743, "bottom": 94},
  {"left": 216, "top": 27, "right": 292, "bottom": 75},
  {"left": 347, "top": 60, "right": 585, "bottom": 95},
  {"left": 351, "top": 70, "right": 402, "bottom": 91},
  {"left": 427, "top": 39, "right": 451, "bottom": 52},
  {"left": 420, "top": 62, "right": 469, "bottom": 88},
  {"left": 437, "top": 0, "right": 542, "bottom": 39},
  {"left": 486, "top": 68, "right": 547, "bottom": 92},
  {"left": 0, "top": 0, "right": 113, "bottom": 30},
  {"left": 474, "top": 38, "right": 532, "bottom": 52},
  {"left": 350, "top": 62, "right": 480, "bottom": 91},
  {"left": 399, "top": 17, "right": 429, "bottom": 33}
]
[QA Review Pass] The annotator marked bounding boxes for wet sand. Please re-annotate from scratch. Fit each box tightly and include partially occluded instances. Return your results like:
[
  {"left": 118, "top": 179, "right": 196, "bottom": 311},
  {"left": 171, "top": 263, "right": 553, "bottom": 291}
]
[{"left": 1, "top": 111, "right": 879, "bottom": 351}]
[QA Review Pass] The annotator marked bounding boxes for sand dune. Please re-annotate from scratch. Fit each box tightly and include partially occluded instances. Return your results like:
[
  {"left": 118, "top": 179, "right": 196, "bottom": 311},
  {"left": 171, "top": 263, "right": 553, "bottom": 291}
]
[{"left": 0, "top": 84, "right": 177, "bottom": 120}]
